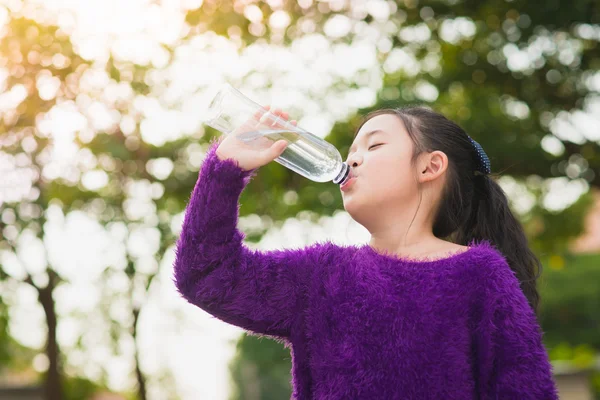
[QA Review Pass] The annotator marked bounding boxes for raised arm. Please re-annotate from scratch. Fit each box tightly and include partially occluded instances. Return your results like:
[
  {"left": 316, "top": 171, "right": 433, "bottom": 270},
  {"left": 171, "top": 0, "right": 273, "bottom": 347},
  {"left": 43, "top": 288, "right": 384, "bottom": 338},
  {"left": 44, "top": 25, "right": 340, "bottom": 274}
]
[
  {"left": 474, "top": 254, "right": 559, "bottom": 399},
  {"left": 173, "top": 137, "right": 326, "bottom": 339}
]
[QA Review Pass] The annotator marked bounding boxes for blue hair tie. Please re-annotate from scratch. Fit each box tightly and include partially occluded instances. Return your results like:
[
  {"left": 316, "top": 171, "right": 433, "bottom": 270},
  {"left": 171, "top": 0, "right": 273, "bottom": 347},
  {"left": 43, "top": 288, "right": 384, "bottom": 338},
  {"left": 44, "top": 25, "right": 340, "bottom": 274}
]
[{"left": 467, "top": 136, "right": 491, "bottom": 176}]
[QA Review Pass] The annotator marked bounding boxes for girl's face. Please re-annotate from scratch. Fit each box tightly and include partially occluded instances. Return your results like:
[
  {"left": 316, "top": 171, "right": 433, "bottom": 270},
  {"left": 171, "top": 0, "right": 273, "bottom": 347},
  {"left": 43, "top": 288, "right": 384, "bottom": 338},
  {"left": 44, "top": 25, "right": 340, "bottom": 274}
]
[{"left": 342, "top": 114, "right": 444, "bottom": 231}]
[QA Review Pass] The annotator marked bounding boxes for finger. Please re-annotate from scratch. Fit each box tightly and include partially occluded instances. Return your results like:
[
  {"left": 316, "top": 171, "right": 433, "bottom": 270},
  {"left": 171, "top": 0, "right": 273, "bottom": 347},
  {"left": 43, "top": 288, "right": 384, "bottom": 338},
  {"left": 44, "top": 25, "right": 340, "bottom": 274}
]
[
  {"left": 260, "top": 105, "right": 271, "bottom": 116},
  {"left": 290, "top": 120, "right": 297, "bottom": 126},
  {"left": 265, "top": 108, "right": 284, "bottom": 126},
  {"left": 274, "top": 139, "right": 288, "bottom": 155},
  {"left": 265, "top": 140, "right": 287, "bottom": 160},
  {"left": 252, "top": 105, "right": 270, "bottom": 121},
  {"left": 253, "top": 106, "right": 273, "bottom": 128}
]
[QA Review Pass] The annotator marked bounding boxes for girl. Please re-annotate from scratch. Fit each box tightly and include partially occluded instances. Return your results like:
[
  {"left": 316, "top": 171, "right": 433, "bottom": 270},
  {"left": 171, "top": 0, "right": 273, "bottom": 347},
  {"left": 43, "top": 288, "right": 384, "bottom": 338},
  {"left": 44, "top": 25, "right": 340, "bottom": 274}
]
[{"left": 173, "top": 105, "right": 559, "bottom": 399}]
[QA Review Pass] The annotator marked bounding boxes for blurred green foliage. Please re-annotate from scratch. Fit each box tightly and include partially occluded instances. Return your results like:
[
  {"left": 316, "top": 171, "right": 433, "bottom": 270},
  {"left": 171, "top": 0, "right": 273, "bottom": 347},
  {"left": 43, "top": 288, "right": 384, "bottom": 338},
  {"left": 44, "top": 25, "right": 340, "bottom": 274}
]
[{"left": 0, "top": 0, "right": 598, "bottom": 399}]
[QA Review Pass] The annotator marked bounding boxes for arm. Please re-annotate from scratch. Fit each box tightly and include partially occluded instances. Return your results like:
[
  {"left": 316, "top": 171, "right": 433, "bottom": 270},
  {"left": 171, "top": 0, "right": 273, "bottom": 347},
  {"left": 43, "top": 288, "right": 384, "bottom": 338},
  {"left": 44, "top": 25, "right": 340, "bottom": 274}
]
[
  {"left": 173, "top": 137, "right": 324, "bottom": 339},
  {"left": 474, "top": 254, "right": 559, "bottom": 399}
]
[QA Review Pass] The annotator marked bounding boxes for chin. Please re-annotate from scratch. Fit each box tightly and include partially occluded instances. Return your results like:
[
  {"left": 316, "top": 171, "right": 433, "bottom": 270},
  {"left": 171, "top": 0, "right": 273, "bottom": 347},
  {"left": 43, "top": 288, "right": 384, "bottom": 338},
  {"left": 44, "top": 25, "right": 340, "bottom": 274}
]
[
  {"left": 342, "top": 197, "right": 354, "bottom": 212},
  {"left": 342, "top": 195, "right": 364, "bottom": 217}
]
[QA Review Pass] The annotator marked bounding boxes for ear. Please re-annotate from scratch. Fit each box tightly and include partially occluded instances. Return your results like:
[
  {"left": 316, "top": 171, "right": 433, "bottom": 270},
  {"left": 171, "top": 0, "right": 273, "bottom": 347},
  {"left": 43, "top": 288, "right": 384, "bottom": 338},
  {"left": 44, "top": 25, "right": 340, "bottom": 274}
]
[{"left": 418, "top": 151, "right": 448, "bottom": 183}]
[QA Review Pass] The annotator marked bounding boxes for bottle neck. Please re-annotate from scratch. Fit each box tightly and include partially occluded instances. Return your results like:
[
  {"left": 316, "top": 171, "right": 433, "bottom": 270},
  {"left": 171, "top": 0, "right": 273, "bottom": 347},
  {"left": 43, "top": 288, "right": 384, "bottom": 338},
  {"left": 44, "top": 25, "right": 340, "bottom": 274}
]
[{"left": 333, "top": 163, "right": 350, "bottom": 185}]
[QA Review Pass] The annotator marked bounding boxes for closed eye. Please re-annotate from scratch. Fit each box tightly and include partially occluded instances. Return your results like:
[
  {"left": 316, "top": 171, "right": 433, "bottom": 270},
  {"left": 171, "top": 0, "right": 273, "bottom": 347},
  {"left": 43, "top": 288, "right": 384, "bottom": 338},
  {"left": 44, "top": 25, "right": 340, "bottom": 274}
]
[{"left": 345, "top": 144, "right": 384, "bottom": 162}]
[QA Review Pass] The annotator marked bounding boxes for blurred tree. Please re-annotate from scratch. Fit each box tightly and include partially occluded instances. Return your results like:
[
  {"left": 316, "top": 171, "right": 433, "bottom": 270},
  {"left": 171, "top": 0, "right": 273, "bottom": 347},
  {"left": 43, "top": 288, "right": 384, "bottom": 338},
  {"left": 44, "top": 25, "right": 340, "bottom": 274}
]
[
  {"left": 0, "top": 15, "right": 180, "bottom": 400},
  {"left": 228, "top": 334, "right": 293, "bottom": 400},
  {"left": 0, "top": 16, "right": 89, "bottom": 400},
  {"left": 538, "top": 252, "right": 600, "bottom": 399},
  {"left": 0, "top": 0, "right": 598, "bottom": 399},
  {"left": 0, "top": 297, "right": 10, "bottom": 367},
  {"left": 539, "top": 252, "right": 600, "bottom": 350}
]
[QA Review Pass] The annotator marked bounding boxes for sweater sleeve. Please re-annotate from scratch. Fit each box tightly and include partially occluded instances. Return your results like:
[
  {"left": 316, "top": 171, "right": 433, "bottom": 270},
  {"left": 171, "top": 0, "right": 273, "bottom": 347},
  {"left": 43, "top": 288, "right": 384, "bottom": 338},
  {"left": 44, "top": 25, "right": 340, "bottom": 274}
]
[
  {"left": 172, "top": 137, "right": 323, "bottom": 339},
  {"left": 474, "top": 253, "right": 559, "bottom": 400}
]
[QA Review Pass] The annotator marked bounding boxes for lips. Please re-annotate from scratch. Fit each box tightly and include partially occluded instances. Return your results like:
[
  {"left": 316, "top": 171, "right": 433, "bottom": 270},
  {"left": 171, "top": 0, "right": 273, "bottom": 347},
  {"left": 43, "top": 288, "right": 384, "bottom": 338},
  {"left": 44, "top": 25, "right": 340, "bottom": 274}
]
[{"left": 341, "top": 177, "right": 357, "bottom": 192}]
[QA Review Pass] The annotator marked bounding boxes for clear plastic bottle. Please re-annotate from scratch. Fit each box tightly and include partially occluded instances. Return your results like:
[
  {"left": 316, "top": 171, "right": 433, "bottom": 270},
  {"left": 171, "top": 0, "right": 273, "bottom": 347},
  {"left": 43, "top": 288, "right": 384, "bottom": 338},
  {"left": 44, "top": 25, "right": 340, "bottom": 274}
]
[{"left": 202, "top": 83, "right": 352, "bottom": 185}]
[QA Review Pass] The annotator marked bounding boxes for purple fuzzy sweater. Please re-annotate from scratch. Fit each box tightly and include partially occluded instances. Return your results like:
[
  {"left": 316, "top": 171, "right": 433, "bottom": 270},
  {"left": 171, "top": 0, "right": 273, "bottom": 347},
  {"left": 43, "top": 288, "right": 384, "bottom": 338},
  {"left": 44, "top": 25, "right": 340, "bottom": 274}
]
[{"left": 173, "top": 138, "right": 559, "bottom": 400}]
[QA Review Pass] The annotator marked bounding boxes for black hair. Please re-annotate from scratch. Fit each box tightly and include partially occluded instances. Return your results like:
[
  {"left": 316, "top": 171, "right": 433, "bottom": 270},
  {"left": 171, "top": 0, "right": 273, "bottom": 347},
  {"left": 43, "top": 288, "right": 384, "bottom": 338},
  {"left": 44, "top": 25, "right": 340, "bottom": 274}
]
[{"left": 354, "top": 106, "right": 543, "bottom": 315}]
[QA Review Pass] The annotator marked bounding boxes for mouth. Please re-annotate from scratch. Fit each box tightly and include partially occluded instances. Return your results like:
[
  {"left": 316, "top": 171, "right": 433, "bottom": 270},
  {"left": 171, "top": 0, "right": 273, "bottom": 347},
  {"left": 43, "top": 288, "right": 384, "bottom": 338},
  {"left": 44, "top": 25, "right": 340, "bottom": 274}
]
[{"left": 341, "top": 177, "right": 357, "bottom": 192}]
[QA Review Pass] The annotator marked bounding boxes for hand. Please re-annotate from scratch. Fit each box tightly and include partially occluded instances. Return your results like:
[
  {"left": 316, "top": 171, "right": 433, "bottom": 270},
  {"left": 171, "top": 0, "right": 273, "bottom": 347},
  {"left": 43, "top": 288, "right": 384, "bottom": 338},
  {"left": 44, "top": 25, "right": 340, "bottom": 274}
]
[{"left": 215, "top": 105, "right": 297, "bottom": 171}]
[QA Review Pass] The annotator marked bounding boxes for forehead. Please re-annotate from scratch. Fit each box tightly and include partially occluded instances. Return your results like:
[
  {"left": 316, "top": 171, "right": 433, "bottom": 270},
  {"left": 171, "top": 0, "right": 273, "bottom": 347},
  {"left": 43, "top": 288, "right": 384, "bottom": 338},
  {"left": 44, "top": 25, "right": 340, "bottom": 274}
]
[{"left": 349, "top": 114, "right": 404, "bottom": 152}]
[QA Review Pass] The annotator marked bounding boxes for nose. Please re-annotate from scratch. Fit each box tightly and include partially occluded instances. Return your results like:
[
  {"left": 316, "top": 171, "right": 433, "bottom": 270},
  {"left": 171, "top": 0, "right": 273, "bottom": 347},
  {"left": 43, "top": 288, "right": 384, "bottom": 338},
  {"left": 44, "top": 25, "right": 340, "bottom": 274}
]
[{"left": 346, "top": 153, "right": 362, "bottom": 168}]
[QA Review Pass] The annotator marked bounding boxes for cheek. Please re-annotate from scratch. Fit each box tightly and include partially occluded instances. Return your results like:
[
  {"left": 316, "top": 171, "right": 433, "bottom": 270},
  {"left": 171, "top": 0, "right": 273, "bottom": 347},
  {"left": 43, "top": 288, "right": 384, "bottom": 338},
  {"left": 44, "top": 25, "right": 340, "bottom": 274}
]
[
  {"left": 343, "top": 152, "right": 414, "bottom": 208},
  {"left": 367, "top": 157, "right": 411, "bottom": 187}
]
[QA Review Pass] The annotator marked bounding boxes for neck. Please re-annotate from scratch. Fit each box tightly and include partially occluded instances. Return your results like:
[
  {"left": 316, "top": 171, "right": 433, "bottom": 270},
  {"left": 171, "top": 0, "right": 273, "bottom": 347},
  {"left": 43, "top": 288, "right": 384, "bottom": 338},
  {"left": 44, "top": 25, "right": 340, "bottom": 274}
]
[
  {"left": 369, "top": 231, "right": 441, "bottom": 257},
  {"left": 365, "top": 194, "right": 439, "bottom": 256}
]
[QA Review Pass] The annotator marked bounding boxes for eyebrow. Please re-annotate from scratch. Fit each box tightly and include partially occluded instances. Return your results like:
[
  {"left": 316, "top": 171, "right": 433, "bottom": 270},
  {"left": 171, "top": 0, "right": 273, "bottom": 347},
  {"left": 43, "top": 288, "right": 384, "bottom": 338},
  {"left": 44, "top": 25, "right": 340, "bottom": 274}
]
[{"left": 348, "top": 130, "right": 386, "bottom": 153}]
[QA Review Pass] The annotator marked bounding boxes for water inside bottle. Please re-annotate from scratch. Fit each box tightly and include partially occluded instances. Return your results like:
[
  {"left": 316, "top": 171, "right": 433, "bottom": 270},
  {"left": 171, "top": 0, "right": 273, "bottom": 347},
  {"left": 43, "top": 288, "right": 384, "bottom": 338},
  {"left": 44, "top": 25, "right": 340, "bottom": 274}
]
[{"left": 235, "top": 129, "right": 343, "bottom": 182}]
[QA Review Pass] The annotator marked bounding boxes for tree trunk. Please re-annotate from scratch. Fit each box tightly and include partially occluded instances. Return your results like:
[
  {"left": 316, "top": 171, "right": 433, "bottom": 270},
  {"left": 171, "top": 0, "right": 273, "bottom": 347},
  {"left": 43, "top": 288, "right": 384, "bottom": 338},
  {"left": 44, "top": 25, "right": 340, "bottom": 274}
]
[
  {"left": 132, "top": 307, "right": 147, "bottom": 400},
  {"left": 38, "top": 272, "right": 63, "bottom": 400}
]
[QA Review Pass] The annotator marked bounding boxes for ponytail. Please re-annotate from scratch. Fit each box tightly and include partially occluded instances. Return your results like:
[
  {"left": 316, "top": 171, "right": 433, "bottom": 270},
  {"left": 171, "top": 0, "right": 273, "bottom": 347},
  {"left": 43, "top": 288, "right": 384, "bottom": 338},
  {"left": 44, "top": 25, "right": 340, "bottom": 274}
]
[{"left": 455, "top": 174, "right": 542, "bottom": 315}]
